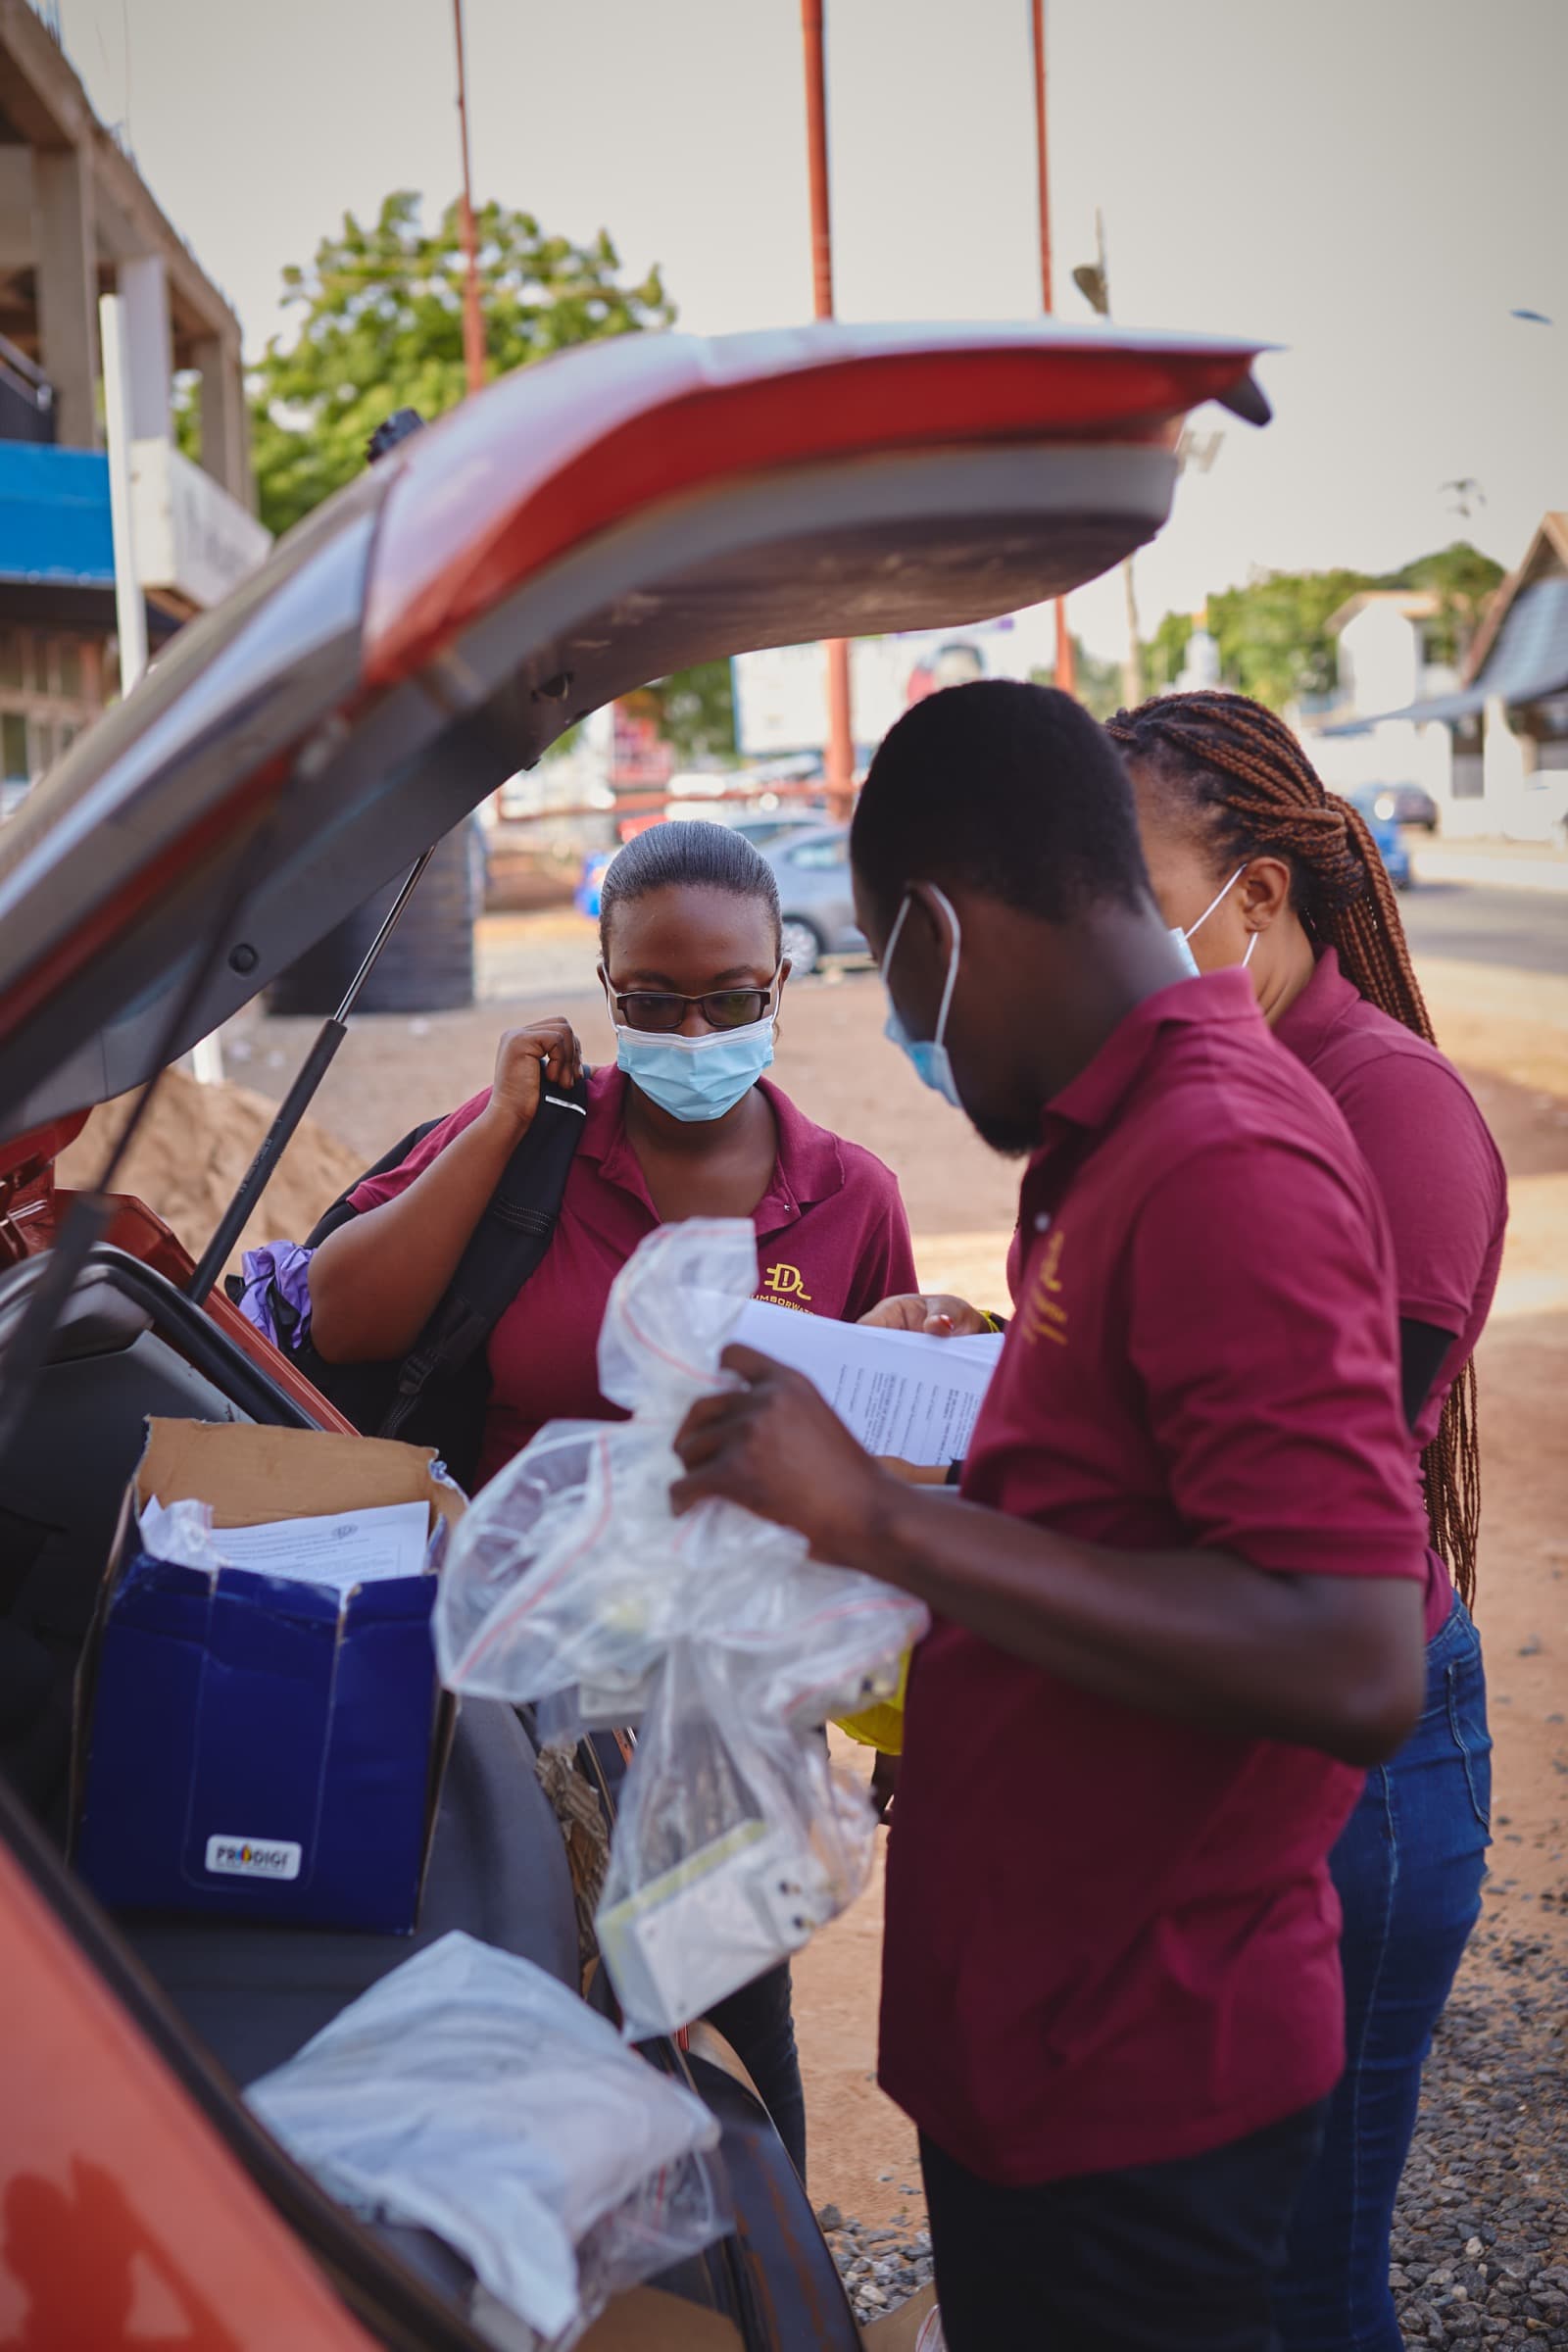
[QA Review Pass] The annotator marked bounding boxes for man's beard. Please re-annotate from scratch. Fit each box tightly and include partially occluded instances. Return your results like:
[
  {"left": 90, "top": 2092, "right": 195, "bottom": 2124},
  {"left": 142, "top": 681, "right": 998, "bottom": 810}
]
[{"left": 967, "top": 1110, "right": 1037, "bottom": 1159}]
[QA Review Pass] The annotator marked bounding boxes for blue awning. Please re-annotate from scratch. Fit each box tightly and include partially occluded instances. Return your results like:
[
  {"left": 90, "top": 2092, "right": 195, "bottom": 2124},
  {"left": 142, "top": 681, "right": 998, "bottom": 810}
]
[
  {"left": 0, "top": 440, "right": 115, "bottom": 586},
  {"left": 1329, "top": 575, "right": 1568, "bottom": 733}
]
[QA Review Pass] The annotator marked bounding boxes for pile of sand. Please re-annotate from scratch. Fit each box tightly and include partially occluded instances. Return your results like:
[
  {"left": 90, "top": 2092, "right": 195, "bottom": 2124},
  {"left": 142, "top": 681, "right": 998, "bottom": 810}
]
[{"left": 57, "top": 1067, "right": 364, "bottom": 1278}]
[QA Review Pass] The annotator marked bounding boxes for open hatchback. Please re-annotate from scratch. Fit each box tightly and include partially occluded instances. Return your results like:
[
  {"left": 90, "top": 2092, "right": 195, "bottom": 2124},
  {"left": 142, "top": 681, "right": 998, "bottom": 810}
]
[{"left": 0, "top": 318, "right": 1269, "bottom": 2350}]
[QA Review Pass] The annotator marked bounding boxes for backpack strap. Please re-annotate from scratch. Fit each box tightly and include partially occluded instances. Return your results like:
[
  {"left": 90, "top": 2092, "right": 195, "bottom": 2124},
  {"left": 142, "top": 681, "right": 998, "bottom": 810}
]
[
  {"left": 304, "top": 1119, "right": 443, "bottom": 1251},
  {"left": 376, "top": 1074, "right": 590, "bottom": 1446}
]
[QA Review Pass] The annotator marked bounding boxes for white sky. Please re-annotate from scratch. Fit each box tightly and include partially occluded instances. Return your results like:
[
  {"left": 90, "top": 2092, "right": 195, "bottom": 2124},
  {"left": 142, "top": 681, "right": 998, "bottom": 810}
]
[{"left": 58, "top": 0, "right": 1568, "bottom": 661}]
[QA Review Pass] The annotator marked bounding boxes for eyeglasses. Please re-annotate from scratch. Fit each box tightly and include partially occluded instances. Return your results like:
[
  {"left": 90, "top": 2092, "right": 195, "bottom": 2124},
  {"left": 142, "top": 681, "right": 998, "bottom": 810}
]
[{"left": 608, "top": 973, "right": 779, "bottom": 1034}]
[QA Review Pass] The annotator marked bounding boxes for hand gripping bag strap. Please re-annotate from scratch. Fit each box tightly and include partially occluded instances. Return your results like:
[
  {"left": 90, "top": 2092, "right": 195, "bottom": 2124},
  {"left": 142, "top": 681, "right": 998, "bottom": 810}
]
[{"left": 376, "top": 1073, "right": 589, "bottom": 1446}]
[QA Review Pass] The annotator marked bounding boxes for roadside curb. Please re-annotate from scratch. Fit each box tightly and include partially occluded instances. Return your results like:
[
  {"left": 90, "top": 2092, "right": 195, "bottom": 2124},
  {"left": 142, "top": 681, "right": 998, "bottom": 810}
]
[{"left": 1413, "top": 853, "right": 1568, "bottom": 896}]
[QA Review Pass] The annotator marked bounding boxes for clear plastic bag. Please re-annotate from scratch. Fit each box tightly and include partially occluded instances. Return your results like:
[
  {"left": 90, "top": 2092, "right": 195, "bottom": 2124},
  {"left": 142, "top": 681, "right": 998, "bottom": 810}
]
[
  {"left": 435, "top": 1219, "right": 924, "bottom": 1730},
  {"left": 596, "top": 1638, "right": 878, "bottom": 2039},
  {"left": 246, "top": 1932, "right": 726, "bottom": 2348},
  {"left": 433, "top": 1219, "right": 927, "bottom": 2033}
]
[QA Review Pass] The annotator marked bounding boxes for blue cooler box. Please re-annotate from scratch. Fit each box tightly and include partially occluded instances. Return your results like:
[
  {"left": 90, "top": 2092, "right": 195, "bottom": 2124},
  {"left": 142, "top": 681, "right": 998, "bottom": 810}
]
[{"left": 73, "top": 1420, "right": 462, "bottom": 1934}]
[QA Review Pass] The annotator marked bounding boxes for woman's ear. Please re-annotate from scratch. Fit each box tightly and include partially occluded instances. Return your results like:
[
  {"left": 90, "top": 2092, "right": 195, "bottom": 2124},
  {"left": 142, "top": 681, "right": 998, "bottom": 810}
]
[{"left": 1241, "top": 857, "right": 1293, "bottom": 936}]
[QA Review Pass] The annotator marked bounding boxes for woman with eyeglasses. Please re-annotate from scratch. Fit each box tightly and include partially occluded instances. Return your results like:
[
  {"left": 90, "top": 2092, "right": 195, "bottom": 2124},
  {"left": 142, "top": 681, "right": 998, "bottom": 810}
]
[{"left": 308, "top": 817, "right": 918, "bottom": 2180}]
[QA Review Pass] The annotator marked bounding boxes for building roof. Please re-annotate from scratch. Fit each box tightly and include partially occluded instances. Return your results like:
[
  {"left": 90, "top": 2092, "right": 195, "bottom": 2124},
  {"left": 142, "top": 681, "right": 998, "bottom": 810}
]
[
  {"left": 1325, "top": 512, "right": 1568, "bottom": 733},
  {"left": 1461, "top": 511, "right": 1568, "bottom": 682},
  {"left": 1324, "top": 588, "right": 1441, "bottom": 636},
  {"left": 0, "top": 0, "right": 242, "bottom": 356}
]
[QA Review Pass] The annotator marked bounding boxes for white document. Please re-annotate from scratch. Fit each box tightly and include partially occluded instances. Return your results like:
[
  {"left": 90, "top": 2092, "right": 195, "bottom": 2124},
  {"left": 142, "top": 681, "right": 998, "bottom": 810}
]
[
  {"left": 729, "top": 1302, "right": 1004, "bottom": 1466},
  {"left": 188, "top": 1499, "right": 429, "bottom": 1592}
]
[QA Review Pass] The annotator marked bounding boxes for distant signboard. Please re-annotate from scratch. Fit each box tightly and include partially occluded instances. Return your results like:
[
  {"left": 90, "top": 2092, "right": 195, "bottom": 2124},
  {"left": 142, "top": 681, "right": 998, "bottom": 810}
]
[
  {"left": 732, "top": 609, "right": 1056, "bottom": 758},
  {"left": 130, "top": 439, "right": 272, "bottom": 611}
]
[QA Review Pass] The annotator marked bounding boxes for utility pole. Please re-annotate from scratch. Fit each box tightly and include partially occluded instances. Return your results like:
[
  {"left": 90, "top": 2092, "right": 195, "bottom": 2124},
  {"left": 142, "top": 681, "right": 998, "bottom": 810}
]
[
  {"left": 1071, "top": 213, "right": 1144, "bottom": 707},
  {"left": 800, "top": 0, "right": 855, "bottom": 819},
  {"left": 453, "top": 0, "right": 486, "bottom": 397},
  {"left": 1030, "top": 0, "right": 1075, "bottom": 698}
]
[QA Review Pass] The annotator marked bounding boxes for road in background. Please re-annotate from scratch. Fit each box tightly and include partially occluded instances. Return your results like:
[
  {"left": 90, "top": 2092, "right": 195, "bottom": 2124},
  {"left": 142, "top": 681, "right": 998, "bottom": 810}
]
[{"left": 1402, "top": 883, "right": 1566, "bottom": 978}]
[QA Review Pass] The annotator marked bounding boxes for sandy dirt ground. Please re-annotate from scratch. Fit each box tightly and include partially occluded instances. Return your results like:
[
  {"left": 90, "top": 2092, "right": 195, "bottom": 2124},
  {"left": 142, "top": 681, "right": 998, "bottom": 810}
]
[{"left": 216, "top": 915, "right": 1567, "bottom": 2255}]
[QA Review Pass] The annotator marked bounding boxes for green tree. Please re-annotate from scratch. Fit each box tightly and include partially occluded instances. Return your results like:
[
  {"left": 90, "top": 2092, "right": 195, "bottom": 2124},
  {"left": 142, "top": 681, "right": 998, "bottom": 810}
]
[
  {"left": 646, "top": 660, "right": 737, "bottom": 765},
  {"left": 1386, "top": 542, "right": 1504, "bottom": 667},
  {"left": 1142, "top": 610, "right": 1195, "bottom": 693},
  {"left": 1204, "top": 567, "right": 1376, "bottom": 709},
  {"left": 249, "top": 189, "right": 674, "bottom": 537},
  {"left": 1067, "top": 642, "right": 1127, "bottom": 724}
]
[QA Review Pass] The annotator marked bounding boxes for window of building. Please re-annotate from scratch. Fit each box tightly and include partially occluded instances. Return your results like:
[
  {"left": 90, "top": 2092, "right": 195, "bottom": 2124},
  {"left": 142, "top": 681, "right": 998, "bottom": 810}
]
[
  {"left": 0, "top": 628, "right": 106, "bottom": 794},
  {"left": 1, "top": 712, "right": 27, "bottom": 783}
]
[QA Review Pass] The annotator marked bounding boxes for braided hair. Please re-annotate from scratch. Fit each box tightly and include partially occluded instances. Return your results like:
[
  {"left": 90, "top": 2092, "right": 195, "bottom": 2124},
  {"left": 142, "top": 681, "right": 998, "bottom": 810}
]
[{"left": 1105, "top": 689, "right": 1482, "bottom": 1605}]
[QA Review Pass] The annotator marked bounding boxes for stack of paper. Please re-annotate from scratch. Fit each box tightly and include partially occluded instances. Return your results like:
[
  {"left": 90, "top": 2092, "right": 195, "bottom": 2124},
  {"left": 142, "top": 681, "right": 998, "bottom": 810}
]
[
  {"left": 139, "top": 1495, "right": 430, "bottom": 1593},
  {"left": 729, "top": 1303, "right": 1004, "bottom": 1466}
]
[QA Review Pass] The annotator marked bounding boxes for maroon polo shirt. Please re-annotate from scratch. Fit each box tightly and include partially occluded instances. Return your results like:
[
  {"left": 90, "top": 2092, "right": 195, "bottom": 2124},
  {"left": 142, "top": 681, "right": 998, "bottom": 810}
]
[
  {"left": 1275, "top": 949, "right": 1507, "bottom": 1637},
  {"left": 880, "top": 970, "right": 1429, "bottom": 2187},
  {"left": 349, "top": 1066, "right": 917, "bottom": 1487}
]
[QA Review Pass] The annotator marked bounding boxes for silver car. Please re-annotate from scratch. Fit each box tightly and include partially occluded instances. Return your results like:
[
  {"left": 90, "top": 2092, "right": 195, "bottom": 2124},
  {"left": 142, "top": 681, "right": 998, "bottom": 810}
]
[{"left": 763, "top": 824, "right": 866, "bottom": 975}]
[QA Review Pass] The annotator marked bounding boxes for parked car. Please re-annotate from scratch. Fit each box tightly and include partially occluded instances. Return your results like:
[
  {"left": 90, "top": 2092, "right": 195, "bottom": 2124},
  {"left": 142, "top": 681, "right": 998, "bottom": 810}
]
[
  {"left": 1340, "top": 785, "right": 1412, "bottom": 889},
  {"left": 574, "top": 848, "right": 616, "bottom": 921},
  {"left": 763, "top": 824, "right": 865, "bottom": 975},
  {"left": 0, "top": 316, "right": 1269, "bottom": 2343},
  {"left": 1367, "top": 782, "right": 1439, "bottom": 833}
]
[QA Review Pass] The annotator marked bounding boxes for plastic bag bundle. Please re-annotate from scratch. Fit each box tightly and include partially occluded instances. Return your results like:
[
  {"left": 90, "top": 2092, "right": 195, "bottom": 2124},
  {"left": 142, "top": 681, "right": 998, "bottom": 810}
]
[
  {"left": 595, "top": 1635, "right": 879, "bottom": 2034},
  {"left": 435, "top": 1220, "right": 928, "bottom": 2034},
  {"left": 247, "top": 1933, "right": 726, "bottom": 2347}
]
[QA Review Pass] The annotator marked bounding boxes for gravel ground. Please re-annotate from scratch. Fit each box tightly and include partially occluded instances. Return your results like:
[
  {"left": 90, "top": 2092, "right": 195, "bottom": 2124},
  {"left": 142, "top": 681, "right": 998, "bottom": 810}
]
[
  {"left": 812, "top": 2200, "right": 934, "bottom": 2327},
  {"left": 813, "top": 1885, "right": 1567, "bottom": 2342},
  {"left": 1389, "top": 1901, "right": 1568, "bottom": 2345}
]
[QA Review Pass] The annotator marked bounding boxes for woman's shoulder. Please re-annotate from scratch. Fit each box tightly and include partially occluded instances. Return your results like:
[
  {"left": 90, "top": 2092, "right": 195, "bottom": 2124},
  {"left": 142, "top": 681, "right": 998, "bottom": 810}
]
[
  {"left": 760, "top": 1079, "right": 905, "bottom": 1216},
  {"left": 346, "top": 1087, "right": 495, "bottom": 1209},
  {"left": 1315, "top": 1002, "right": 1506, "bottom": 1220}
]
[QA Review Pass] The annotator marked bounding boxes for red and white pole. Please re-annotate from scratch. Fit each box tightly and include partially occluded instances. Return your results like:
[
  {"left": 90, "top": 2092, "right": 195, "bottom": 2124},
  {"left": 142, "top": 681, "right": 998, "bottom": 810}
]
[
  {"left": 1030, "top": 0, "right": 1076, "bottom": 697},
  {"left": 801, "top": 0, "right": 856, "bottom": 818}
]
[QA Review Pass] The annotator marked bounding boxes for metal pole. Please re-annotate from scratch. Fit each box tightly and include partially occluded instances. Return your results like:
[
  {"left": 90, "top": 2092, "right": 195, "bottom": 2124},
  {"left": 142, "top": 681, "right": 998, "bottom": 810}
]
[
  {"left": 105, "top": 292, "right": 225, "bottom": 1077},
  {"left": 184, "top": 850, "right": 435, "bottom": 1303},
  {"left": 1029, "top": 3, "right": 1076, "bottom": 698},
  {"left": 453, "top": 0, "right": 486, "bottom": 397},
  {"left": 800, "top": 0, "right": 855, "bottom": 820},
  {"left": 98, "top": 294, "right": 147, "bottom": 697}
]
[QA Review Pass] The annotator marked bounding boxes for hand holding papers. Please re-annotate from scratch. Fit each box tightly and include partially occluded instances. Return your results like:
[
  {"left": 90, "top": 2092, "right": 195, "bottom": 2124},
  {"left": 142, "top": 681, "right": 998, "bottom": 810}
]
[{"left": 728, "top": 1301, "right": 1004, "bottom": 1467}]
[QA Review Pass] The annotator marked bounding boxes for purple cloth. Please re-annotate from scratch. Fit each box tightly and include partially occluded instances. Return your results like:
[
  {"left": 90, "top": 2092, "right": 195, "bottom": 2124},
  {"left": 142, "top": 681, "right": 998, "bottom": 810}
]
[{"left": 237, "top": 1240, "right": 316, "bottom": 1351}]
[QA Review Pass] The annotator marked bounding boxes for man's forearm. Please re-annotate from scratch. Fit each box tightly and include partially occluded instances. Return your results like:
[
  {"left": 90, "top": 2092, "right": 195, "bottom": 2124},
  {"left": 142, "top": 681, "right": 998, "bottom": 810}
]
[{"left": 849, "top": 1481, "right": 1424, "bottom": 1765}]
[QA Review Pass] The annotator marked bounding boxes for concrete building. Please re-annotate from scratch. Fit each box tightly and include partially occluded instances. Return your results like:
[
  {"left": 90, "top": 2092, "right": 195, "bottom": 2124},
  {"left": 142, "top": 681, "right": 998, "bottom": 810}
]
[
  {"left": 1311, "top": 520, "right": 1568, "bottom": 842},
  {"left": 0, "top": 0, "right": 270, "bottom": 808},
  {"left": 1302, "top": 591, "right": 1459, "bottom": 823}
]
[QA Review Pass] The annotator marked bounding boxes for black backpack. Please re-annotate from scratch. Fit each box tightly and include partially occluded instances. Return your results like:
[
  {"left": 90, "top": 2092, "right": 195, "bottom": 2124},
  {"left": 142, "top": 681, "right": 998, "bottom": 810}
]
[{"left": 232, "top": 1076, "right": 589, "bottom": 1492}]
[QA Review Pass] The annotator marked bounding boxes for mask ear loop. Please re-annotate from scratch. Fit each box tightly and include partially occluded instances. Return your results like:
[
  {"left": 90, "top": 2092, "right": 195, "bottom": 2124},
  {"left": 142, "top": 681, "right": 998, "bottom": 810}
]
[
  {"left": 1242, "top": 931, "right": 1258, "bottom": 968},
  {"left": 924, "top": 885, "right": 963, "bottom": 1050},
  {"left": 1183, "top": 863, "right": 1247, "bottom": 948}
]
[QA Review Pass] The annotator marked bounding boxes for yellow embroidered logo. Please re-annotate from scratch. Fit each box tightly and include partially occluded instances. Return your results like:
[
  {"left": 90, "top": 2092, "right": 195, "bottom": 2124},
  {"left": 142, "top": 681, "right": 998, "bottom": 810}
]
[
  {"left": 761, "top": 1263, "right": 812, "bottom": 1302},
  {"left": 1020, "top": 1227, "right": 1068, "bottom": 1348}
]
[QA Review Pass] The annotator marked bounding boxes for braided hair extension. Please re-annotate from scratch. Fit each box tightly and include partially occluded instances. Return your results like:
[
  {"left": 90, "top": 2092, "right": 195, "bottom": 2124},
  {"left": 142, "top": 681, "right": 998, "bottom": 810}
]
[{"left": 1104, "top": 689, "right": 1481, "bottom": 1605}]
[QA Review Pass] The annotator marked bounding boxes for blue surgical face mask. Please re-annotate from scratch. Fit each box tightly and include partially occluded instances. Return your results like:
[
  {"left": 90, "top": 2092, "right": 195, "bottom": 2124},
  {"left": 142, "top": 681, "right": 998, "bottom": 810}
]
[
  {"left": 613, "top": 1010, "right": 775, "bottom": 1122},
  {"left": 880, "top": 886, "right": 963, "bottom": 1110},
  {"left": 1170, "top": 864, "right": 1253, "bottom": 977}
]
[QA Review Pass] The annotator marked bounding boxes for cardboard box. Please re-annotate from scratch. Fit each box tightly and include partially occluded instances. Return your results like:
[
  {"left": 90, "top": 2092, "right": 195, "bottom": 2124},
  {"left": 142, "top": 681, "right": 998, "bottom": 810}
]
[
  {"left": 861, "top": 2284, "right": 942, "bottom": 2351},
  {"left": 72, "top": 1421, "right": 462, "bottom": 1934}
]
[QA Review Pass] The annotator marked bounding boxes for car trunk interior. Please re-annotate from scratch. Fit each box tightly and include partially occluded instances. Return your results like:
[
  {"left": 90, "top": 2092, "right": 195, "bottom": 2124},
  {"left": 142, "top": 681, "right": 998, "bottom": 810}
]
[{"left": 0, "top": 1238, "right": 861, "bottom": 2346}]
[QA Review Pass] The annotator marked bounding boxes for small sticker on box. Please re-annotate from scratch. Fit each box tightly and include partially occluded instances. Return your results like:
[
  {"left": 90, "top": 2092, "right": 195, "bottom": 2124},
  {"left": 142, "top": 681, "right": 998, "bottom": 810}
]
[{"left": 204, "top": 1835, "right": 302, "bottom": 1881}]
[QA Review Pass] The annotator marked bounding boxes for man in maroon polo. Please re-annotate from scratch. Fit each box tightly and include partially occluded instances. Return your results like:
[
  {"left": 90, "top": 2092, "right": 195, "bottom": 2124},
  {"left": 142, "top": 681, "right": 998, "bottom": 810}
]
[{"left": 671, "top": 683, "right": 1430, "bottom": 2352}]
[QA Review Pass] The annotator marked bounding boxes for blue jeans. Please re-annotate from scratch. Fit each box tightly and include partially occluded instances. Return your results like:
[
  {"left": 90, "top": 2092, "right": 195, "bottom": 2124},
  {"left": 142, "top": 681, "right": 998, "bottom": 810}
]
[{"left": 1275, "top": 1595, "right": 1491, "bottom": 2351}]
